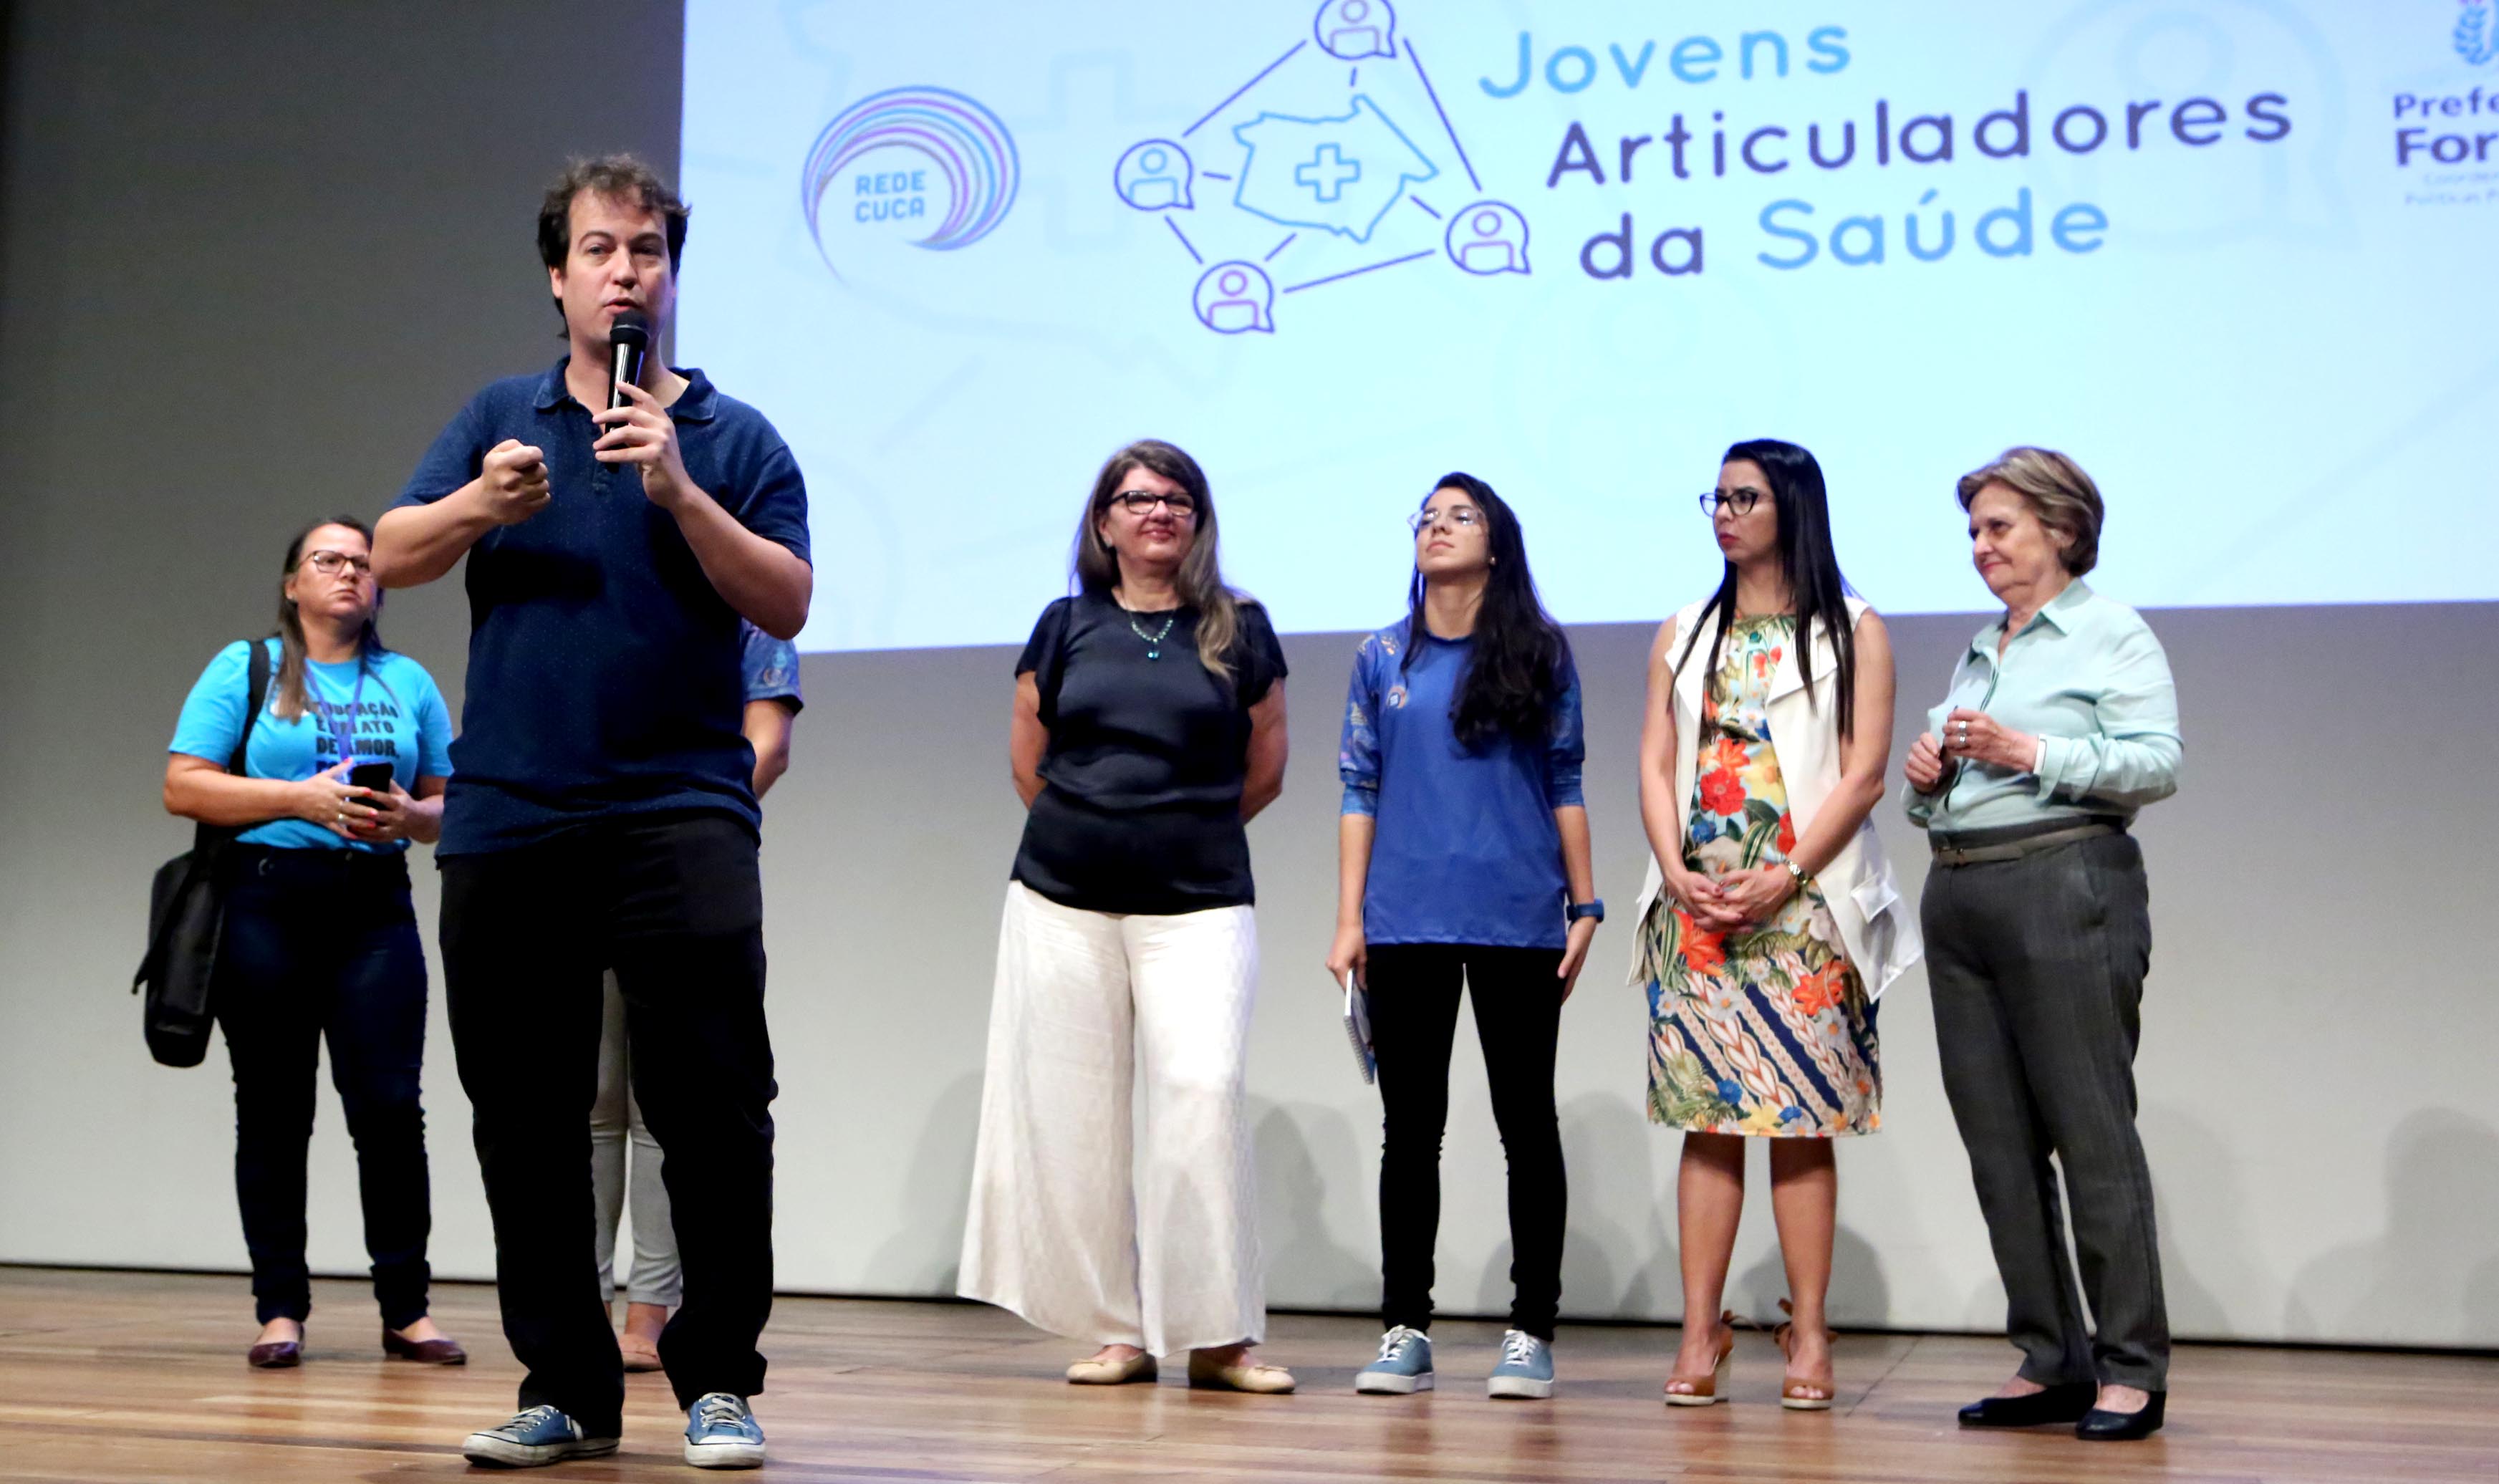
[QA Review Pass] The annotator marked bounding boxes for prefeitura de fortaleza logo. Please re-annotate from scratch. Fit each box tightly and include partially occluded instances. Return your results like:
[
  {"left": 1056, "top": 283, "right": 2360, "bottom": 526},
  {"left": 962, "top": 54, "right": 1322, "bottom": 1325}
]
[{"left": 2460, "top": 1, "right": 2499, "bottom": 67}]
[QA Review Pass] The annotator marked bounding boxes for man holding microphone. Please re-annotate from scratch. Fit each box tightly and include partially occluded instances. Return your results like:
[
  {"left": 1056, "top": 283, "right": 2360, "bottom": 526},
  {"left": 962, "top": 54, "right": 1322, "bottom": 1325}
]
[{"left": 373, "top": 155, "right": 808, "bottom": 1470}]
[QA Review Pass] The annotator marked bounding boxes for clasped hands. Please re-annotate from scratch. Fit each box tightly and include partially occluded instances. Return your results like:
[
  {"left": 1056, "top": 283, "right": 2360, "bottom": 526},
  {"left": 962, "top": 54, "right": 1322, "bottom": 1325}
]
[
  {"left": 1665, "top": 862, "right": 1794, "bottom": 933},
  {"left": 1905, "top": 707, "right": 2038, "bottom": 792}
]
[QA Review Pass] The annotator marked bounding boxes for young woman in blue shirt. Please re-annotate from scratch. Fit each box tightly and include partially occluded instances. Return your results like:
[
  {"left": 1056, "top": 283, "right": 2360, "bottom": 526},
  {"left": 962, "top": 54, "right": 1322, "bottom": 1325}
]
[
  {"left": 1329, "top": 474, "right": 1599, "bottom": 1401},
  {"left": 162, "top": 516, "right": 461, "bottom": 1369}
]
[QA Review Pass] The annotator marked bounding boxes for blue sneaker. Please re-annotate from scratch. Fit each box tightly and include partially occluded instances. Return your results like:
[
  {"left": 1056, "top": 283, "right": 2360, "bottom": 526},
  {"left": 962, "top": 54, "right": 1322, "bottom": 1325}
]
[
  {"left": 460, "top": 1405, "right": 619, "bottom": 1468},
  {"left": 1354, "top": 1325, "right": 1434, "bottom": 1394},
  {"left": 1487, "top": 1329, "right": 1555, "bottom": 1399},
  {"left": 684, "top": 1392, "right": 766, "bottom": 1470}
]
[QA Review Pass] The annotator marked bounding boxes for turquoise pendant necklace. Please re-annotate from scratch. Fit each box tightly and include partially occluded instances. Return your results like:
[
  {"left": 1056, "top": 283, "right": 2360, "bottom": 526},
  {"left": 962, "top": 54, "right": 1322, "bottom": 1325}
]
[{"left": 1128, "top": 612, "right": 1178, "bottom": 660}]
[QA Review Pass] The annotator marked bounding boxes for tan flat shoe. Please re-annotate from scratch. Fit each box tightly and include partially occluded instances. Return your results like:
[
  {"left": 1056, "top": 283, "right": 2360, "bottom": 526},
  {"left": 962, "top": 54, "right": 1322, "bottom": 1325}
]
[
  {"left": 1664, "top": 1310, "right": 1737, "bottom": 1407},
  {"left": 1187, "top": 1352, "right": 1295, "bottom": 1394},
  {"left": 1066, "top": 1350, "right": 1158, "bottom": 1385},
  {"left": 1773, "top": 1298, "right": 1834, "bottom": 1411}
]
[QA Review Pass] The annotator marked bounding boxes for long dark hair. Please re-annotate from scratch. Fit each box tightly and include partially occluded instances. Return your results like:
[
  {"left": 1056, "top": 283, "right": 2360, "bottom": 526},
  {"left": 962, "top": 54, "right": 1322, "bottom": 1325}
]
[
  {"left": 273, "top": 515, "right": 386, "bottom": 721},
  {"left": 1672, "top": 439, "right": 1859, "bottom": 739},
  {"left": 1402, "top": 472, "right": 1569, "bottom": 749},
  {"left": 1071, "top": 438, "right": 1245, "bottom": 685}
]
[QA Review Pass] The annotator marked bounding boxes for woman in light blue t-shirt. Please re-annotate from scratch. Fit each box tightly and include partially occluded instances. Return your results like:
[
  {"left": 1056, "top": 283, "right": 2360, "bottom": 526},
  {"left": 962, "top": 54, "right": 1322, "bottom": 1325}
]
[{"left": 163, "top": 516, "right": 462, "bottom": 1370}]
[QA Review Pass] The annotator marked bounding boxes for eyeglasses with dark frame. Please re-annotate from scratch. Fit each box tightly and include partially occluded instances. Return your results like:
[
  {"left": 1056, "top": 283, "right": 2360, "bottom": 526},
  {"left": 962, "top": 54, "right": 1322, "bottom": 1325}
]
[
  {"left": 1698, "top": 488, "right": 1765, "bottom": 518},
  {"left": 1407, "top": 504, "right": 1484, "bottom": 535},
  {"left": 1109, "top": 490, "right": 1198, "bottom": 517},
  {"left": 302, "top": 549, "right": 373, "bottom": 577}
]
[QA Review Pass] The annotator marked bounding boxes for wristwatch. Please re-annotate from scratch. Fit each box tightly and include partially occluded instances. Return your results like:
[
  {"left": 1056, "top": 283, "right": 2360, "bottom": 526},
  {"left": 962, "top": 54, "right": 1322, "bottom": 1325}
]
[
  {"left": 1782, "top": 859, "right": 1814, "bottom": 888},
  {"left": 1566, "top": 899, "right": 1605, "bottom": 923}
]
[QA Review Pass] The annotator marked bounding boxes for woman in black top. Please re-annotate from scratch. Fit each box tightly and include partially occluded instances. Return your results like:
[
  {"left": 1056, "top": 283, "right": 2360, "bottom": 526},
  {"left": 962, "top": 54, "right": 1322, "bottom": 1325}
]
[{"left": 958, "top": 439, "right": 1294, "bottom": 1394}]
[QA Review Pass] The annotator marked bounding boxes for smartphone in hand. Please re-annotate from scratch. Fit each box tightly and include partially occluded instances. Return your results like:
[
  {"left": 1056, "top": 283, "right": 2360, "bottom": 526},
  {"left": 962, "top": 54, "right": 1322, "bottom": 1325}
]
[{"left": 348, "top": 761, "right": 395, "bottom": 794}]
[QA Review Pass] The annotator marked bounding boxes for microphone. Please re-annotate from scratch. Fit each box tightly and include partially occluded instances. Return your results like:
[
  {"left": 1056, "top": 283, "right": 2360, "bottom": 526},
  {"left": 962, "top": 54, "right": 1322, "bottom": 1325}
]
[{"left": 608, "top": 309, "right": 650, "bottom": 414}]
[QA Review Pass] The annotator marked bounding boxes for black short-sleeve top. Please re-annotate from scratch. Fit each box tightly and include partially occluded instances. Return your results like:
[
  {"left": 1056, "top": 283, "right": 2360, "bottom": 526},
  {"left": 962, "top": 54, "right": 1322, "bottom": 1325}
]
[{"left": 1011, "top": 592, "right": 1288, "bottom": 915}]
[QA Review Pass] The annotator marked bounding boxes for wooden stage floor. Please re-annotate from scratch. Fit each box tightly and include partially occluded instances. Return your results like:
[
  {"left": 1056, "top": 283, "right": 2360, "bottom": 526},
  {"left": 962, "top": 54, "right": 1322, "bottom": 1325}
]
[{"left": 1, "top": 1268, "right": 2493, "bottom": 1482}]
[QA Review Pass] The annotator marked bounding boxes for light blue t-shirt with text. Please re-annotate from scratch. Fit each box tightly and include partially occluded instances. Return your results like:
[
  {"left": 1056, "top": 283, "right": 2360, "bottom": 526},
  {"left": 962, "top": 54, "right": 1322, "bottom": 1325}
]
[{"left": 168, "top": 638, "right": 455, "bottom": 852}]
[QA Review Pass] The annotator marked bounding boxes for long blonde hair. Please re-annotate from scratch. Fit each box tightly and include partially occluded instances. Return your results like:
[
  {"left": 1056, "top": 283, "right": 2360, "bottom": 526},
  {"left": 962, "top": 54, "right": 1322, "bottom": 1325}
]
[{"left": 1072, "top": 439, "right": 1243, "bottom": 686}]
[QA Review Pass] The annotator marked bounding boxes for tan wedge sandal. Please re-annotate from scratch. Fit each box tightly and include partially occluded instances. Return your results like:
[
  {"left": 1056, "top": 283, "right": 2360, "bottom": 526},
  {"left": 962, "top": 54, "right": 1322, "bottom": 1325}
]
[
  {"left": 1663, "top": 1310, "right": 1737, "bottom": 1407},
  {"left": 1772, "top": 1298, "right": 1835, "bottom": 1411}
]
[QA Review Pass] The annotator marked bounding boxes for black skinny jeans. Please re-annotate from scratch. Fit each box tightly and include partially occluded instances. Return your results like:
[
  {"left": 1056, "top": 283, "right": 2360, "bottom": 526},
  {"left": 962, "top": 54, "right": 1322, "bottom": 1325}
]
[
  {"left": 1367, "top": 943, "right": 1567, "bottom": 1341},
  {"left": 213, "top": 845, "right": 433, "bottom": 1330},
  {"left": 440, "top": 813, "right": 775, "bottom": 1435}
]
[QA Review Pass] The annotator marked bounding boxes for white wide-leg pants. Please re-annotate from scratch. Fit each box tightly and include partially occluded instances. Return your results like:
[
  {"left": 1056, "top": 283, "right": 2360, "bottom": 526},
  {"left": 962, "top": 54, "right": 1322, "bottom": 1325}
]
[{"left": 959, "top": 882, "right": 1266, "bottom": 1356}]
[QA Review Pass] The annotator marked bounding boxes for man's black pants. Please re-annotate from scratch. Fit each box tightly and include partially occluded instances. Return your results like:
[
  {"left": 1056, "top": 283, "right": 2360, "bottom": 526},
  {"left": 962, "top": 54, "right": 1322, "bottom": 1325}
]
[{"left": 441, "top": 814, "right": 775, "bottom": 1434}]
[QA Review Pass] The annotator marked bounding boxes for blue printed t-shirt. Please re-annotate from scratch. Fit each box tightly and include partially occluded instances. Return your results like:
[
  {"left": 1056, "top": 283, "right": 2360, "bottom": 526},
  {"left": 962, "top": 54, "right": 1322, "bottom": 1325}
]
[
  {"left": 740, "top": 621, "right": 804, "bottom": 710},
  {"left": 168, "top": 638, "right": 454, "bottom": 853},
  {"left": 1338, "top": 620, "right": 1586, "bottom": 948},
  {"left": 393, "top": 360, "right": 811, "bottom": 855}
]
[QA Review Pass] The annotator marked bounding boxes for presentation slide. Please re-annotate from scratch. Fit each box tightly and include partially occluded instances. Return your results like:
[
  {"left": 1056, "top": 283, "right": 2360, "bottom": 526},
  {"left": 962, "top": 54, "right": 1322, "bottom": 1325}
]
[{"left": 679, "top": 1, "right": 2499, "bottom": 652}]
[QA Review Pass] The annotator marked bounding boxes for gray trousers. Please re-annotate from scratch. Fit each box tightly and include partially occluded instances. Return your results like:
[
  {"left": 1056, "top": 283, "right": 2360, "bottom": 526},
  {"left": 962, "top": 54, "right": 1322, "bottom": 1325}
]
[
  {"left": 589, "top": 970, "right": 683, "bottom": 1308},
  {"left": 1923, "top": 831, "right": 2169, "bottom": 1392}
]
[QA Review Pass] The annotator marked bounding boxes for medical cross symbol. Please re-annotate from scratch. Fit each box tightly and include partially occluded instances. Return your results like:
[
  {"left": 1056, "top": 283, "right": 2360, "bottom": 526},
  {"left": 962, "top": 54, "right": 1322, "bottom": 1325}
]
[{"left": 1294, "top": 144, "right": 1362, "bottom": 202}]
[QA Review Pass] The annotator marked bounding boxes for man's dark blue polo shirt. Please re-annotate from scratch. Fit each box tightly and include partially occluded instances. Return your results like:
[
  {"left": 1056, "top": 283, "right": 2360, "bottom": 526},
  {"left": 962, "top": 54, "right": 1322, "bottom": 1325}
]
[{"left": 393, "top": 359, "right": 810, "bottom": 856}]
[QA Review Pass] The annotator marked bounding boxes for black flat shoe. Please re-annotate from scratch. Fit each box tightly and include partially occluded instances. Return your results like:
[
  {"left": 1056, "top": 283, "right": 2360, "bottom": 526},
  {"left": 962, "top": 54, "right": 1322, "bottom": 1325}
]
[
  {"left": 246, "top": 1339, "right": 302, "bottom": 1369},
  {"left": 2076, "top": 1391, "right": 2166, "bottom": 1440},
  {"left": 1957, "top": 1382, "right": 2096, "bottom": 1427},
  {"left": 382, "top": 1327, "right": 468, "bottom": 1365}
]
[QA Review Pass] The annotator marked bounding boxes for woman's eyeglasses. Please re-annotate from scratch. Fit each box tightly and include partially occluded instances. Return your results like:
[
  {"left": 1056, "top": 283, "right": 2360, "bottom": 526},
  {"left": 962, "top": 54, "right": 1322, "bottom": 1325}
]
[
  {"left": 1698, "top": 488, "right": 1763, "bottom": 517},
  {"left": 1407, "top": 505, "right": 1484, "bottom": 535},
  {"left": 1110, "top": 491, "right": 1198, "bottom": 516},
  {"left": 302, "top": 550, "right": 372, "bottom": 577}
]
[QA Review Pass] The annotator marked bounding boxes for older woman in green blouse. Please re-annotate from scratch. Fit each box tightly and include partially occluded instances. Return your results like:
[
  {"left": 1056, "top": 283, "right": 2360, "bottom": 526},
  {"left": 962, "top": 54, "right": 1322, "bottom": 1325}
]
[{"left": 1903, "top": 446, "right": 2181, "bottom": 1443}]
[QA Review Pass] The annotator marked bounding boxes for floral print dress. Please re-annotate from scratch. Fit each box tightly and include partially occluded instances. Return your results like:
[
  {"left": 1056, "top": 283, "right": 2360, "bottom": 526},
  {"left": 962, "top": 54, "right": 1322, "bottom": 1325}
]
[{"left": 1637, "top": 615, "right": 1880, "bottom": 1137}]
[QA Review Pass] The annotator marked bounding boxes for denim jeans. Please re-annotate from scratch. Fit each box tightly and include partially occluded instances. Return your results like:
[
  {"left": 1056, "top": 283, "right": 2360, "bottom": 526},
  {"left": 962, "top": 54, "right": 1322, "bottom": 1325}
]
[{"left": 214, "top": 845, "right": 433, "bottom": 1329}]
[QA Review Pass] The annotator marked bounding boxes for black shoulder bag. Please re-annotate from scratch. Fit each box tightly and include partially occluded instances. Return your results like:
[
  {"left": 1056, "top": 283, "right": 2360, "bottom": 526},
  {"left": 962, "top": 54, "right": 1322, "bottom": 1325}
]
[{"left": 133, "top": 638, "right": 272, "bottom": 1067}]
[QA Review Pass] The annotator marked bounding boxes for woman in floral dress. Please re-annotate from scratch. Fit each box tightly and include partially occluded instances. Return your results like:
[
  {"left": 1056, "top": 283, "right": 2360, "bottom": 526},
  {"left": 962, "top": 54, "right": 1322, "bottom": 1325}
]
[{"left": 1633, "top": 440, "right": 1919, "bottom": 1408}]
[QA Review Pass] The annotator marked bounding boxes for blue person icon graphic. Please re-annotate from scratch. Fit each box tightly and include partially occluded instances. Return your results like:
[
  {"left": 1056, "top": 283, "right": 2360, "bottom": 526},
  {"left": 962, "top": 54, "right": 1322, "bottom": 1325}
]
[
  {"left": 1446, "top": 201, "right": 1530, "bottom": 276},
  {"left": 1115, "top": 139, "right": 1195, "bottom": 211},
  {"left": 1193, "top": 261, "right": 1275, "bottom": 334},
  {"left": 1314, "top": 0, "right": 1397, "bottom": 60}
]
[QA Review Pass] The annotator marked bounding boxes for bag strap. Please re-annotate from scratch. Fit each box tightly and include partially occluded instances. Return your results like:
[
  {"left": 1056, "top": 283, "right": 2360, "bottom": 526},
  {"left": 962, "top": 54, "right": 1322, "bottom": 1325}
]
[
  {"left": 234, "top": 635, "right": 271, "bottom": 772},
  {"left": 190, "top": 637, "right": 274, "bottom": 855}
]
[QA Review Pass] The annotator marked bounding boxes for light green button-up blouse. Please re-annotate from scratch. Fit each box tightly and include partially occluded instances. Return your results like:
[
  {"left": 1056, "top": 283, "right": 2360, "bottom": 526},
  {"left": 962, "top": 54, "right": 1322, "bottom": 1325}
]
[{"left": 1904, "top": 579, "right": 2182, "bottom": 834}]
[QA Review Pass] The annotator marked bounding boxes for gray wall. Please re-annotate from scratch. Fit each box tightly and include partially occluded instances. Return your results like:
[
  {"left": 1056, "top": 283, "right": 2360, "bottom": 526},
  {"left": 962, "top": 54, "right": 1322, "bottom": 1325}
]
[{"left": 5, "top": 4, "right": 2495, "bottom": 1349}]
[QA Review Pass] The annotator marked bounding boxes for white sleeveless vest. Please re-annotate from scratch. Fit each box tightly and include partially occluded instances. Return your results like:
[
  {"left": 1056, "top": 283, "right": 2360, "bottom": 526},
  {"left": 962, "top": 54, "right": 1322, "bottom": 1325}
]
[{"left": 1627, "top": 595, "right": 1922, "bottom": 998}]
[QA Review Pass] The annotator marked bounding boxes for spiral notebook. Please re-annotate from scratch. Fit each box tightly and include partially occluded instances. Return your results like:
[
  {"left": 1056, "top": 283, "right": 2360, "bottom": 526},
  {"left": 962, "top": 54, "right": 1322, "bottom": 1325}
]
[{"left": 1342, "top": 971, "right": 1375, "bottom": 1084}]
